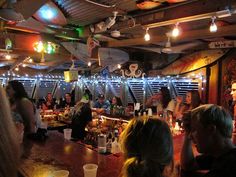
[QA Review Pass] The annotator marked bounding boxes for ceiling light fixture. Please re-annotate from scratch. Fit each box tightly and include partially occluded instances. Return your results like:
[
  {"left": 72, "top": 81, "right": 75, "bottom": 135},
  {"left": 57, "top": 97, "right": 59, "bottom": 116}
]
[
  {"left": 144, "top": 9, "right": 235, "bottom": 31},
  {"left": 144, "top": 28, "right": 150, "bottom": 41},
  {"left": 172, "top": 22, "right": 180, "bottom": 37},
  {"left": 209, "top": 16, "right": 217, "bottom": 32}
]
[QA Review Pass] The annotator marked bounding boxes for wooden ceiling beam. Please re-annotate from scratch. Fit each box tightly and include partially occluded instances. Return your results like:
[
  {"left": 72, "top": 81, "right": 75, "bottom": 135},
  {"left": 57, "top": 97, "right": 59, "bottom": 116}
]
[{"left": 106, "top": 24, "right": 236, "bottom": 47}]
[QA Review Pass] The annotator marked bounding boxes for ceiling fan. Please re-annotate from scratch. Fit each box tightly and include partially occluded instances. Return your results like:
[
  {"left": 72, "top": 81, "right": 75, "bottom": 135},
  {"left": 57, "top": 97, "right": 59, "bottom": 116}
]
[
  {"left": 133, "top": 32, "right": 203, "bottom": 54},
  {"left": 0, "top": 0, "right": 24, "bottom": 22}
]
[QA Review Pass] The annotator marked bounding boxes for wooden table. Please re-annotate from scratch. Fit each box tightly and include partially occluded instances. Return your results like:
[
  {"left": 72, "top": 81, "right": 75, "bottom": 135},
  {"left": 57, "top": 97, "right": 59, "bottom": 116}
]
[{"left": 20, "top": 131, "right": 185, "bottom": 177}]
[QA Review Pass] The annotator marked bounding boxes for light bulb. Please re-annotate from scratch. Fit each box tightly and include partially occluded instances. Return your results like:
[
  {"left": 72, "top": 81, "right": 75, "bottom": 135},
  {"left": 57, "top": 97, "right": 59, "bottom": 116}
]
[
  {"left": 144, "top": 28, "right": 150, "bottom": 41},
  {"left": 29, "top": 58, "right": 33, "bottom": 63},
  {"left": 209, "top": 17, "right": 217, "bottom": 32},
  {"left": 88, "top": 61, "right": 91, "bottom": 67},
  {"left": 172, "top": 23, "right": 180, "bottom": 37},
  {"left": 117, "top": 64, "right": 121, "bottom": 69},
  {"left": 5, "top": 54, "right": 11, "bottom": 60},
  {"left": 15, "top": 67, "right": 19, "bottom": 71},
  {"left": 22, "top": 64, "right": 26, "bottom": 67}
]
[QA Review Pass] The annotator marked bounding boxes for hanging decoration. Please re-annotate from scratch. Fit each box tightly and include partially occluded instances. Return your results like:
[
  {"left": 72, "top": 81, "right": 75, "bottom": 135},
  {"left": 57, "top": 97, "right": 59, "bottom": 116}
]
[
  {"left": 87, "top": 36, "right": 100, "bottom": 57},
  {"left": 121, "top": 64, "right": 146, "bottom": 78},
  {"left": 33, "top": 41, "right": 57, "bottom": 54},
  {"left": 136, "top": 0, "right": 161, "bottom": 10}
]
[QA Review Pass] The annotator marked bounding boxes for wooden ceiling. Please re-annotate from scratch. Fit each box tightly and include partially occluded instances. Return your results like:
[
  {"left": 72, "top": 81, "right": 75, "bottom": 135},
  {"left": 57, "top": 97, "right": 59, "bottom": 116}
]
[{"left": 0, "top": 0, "right": 236, "bottom": 74}]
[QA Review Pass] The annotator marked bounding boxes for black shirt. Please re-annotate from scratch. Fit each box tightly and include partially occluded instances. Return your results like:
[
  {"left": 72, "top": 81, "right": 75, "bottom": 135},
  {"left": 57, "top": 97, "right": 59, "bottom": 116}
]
[
  {"left": 71, "top": 103, "right": 92, "bottom": 140},
  {"left": 196, "top": 148, "right": 236, "bottom": 177}
]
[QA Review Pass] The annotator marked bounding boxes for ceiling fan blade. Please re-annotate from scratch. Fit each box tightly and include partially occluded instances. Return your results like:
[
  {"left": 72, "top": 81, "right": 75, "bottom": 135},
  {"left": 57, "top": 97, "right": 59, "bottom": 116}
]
[
  {"left": 132, "top": 46, "right": 162, "bottom": 53},
  {"left": 0, "top": 8, "right": 24, "bottom": 22}
]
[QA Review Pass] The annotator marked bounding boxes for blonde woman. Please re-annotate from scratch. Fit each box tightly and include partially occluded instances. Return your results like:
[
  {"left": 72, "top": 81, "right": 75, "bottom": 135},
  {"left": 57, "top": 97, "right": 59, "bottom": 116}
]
[
  {"left": 0, "top": 86, "right": 20, "bottom": 177},
  {"left": 120, "top": 118, "right": 178, "bottom": 177}
]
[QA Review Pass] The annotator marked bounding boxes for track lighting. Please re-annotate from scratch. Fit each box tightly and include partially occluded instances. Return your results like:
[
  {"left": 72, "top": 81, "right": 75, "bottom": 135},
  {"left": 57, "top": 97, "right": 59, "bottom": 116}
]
[
  {"left": 144, "top": 28, "right": 150, "bottom": 41},
  {"left": 209, "top": 16, "right": 217, "bottom": 32},
  {"left": 172, "top": 23, "right": 180, "bottom": 37}
]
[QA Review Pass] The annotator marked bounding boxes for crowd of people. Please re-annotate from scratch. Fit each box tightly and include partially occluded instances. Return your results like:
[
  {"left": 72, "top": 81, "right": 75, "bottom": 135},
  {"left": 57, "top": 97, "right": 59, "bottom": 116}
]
[{"left": 1, "top": 80, "right": 236, "bottom": 177}]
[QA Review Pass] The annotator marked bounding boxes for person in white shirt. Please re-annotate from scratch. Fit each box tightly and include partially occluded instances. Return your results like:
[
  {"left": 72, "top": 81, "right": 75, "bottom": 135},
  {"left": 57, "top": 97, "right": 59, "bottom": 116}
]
[{"left": 156, "top": 87, "right": 175, "bottom": 120}]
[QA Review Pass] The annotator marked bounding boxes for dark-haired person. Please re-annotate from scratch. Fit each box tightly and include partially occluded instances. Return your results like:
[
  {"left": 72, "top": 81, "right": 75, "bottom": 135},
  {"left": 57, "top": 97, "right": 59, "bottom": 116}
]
[
  {"left": 42, "top": 92, "right": 56, "bottom": 110},
  {"left": 174, "top": 90, "right": 201, "bottom": 120},
  {"left": 156, "top": 87, "right": 176, "bottom": 119},
  {"left": 60, "top": 93, "right": 75, "bottom": 108},
  {"left": 231, "top": 80, "right": 236, "bottom": 131},
  {"left": 181, "top": 104, "right": 236, "bottom": 177},
  {"left": 6, "top": 80, "right": 36, "bottom": 136},
  {"left": 120, "top": 118, "right": 178, "bottom": 177}
]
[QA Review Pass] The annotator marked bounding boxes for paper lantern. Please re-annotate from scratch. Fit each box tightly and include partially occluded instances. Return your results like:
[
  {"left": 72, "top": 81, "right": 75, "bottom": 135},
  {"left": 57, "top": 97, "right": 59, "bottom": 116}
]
[{"left": 64, "top": 70, "right": 78, "bottom": 82}]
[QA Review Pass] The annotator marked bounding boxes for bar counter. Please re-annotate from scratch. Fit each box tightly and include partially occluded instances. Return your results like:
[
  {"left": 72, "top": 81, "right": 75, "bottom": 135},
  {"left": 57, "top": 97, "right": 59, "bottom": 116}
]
[{"left": 20, "top": 131, "right": 185, "bottom": 177}]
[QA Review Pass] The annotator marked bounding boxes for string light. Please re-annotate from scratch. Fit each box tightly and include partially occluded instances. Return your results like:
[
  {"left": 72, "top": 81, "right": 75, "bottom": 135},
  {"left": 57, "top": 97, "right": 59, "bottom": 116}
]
[
  {"left": 22, "top": 64, "right": 26, "bottom": 67},
  {"left": 144, "top": 28, "right": 150, "bottom": 41},
  {"left": 117, "top": 64, "right": 121, "bottom": 69},
  {"left": 15, "top": 67, "right": 19, "bottom": 71},
  {"left": 29, "top": 58, "right": 33, "bottom": 63},
  {"left": 209, "top": 16, "right": 217, "bottom": 32},
  {"left": 172, "top": 22, "right": 180, "bottom": 37}
]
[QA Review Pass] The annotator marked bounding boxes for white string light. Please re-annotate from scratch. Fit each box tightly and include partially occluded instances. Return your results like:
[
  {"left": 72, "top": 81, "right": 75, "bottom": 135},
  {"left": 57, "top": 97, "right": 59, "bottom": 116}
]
[{"left": 88, "top": 61, "right": 92, "bottom": 67}]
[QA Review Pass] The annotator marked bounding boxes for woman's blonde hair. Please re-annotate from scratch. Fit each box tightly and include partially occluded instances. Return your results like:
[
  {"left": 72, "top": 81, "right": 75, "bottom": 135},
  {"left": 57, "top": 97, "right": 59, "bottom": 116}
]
[
  {"left": 120, "top": 118, "right": 174, "bottom": 177},
  {"left": 0, "top": 86, "right": 20, "bottom": 177}
]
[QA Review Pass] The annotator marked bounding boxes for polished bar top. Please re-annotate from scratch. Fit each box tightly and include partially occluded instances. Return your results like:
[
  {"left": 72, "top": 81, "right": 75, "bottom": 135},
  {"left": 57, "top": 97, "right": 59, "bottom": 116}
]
[
  {"left": 20, "top": 131, "right": 185, "bottom": 177},
  {"left": 20, "top": 131, "right": 124, "bottom": 177}
]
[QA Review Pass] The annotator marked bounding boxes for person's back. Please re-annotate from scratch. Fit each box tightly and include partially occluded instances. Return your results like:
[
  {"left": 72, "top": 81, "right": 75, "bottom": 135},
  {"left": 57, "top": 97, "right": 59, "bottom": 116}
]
[
  {"left": 71, "top": 98, "right": 92, "bottom": 140},
  {"left": 120, "top": 118, "right": 177, "bottom": 177},
  {"left": 181, "top": 104, "right": 236, "bottom": 177},
  {"left": 0, "top": 87, "right": 20, "bottom": 177}
]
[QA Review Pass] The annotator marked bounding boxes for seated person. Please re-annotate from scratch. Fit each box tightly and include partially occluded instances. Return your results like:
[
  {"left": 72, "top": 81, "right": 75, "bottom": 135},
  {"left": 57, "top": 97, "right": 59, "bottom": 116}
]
[
  {"left": 60, "top": 93, "right": 75, "bottom": 108},
  {"left": 174, "top": 90, "right": 201, "bottom": 120},
  {"left": 181, "top": 104, "right": 236, "bottom": 177},
  {"left": 156, "top": 87, "right": 175, "bottom": 119},
  {"left": 93, "top": 94, "right": 110, "bottom": 114},
  {"left": 146, "top": 92, "right": 162, "bottom": 114},
  {"left": 111, "top": 96, "right": 123, "bottom": 107},
  {"left": 42, "top": 92, "right": 56, "bottom": 110},
  {"left": 120, "top": 117, "right": 177, "bottom": 177},
  {"left": 71, "top": 96, "right": 92, "bottom": 140}
]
